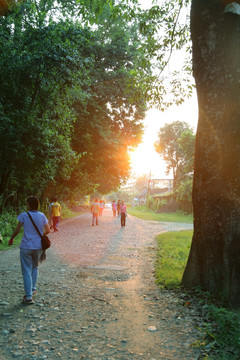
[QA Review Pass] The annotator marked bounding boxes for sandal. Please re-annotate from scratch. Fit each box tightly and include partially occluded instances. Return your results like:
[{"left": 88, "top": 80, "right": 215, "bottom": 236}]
[{"left": 22, "top": 296, "right": 34, "bottom": 305}]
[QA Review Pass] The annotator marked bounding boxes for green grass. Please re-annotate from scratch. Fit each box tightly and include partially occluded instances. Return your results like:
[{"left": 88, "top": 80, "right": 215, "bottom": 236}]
[
  {"left": 155, "top": 229, "right": 240, "bottom": 359},
  {"left": 0, "top": 229, "right": 23, "bottom": 250},
  {"left": 128, "top": 206, "right": 193, "bottom": 224},
  {"left": 155, "top": 230, "right": 193, "bottom": 288},
  {"left": 198, "top": 305, "right": 240, "bottom": 359},
  {"left": 61, "top": 210, "right": 84, "bottom": 219}
]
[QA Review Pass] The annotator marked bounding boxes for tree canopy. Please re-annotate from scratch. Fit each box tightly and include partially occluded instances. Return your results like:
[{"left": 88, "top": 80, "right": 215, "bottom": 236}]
[
  {"left": 0, "top": 0, "right": 155, "bottom": 208},
  {"left": 154, "top": 121, "right": 194, "bottom": 188}
]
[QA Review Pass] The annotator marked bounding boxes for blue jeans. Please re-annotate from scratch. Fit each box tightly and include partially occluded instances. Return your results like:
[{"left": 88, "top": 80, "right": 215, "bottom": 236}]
[{"left": 20, "top": 248, "right": 42, "bottom": 300}]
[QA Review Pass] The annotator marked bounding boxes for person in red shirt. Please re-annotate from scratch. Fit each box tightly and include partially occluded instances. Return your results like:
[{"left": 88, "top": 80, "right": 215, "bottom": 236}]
[{"left": 112, "top": 200, "right": 117, "bottom": 217}]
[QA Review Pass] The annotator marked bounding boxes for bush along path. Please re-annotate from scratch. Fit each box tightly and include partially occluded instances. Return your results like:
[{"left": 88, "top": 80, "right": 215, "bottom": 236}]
[{"left": 0, "top": 209, "right": 203, "bottom": 359}]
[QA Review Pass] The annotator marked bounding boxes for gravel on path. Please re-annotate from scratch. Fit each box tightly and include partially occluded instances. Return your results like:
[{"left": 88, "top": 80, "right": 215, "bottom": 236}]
[{"left": 0, "top": 209, "right": 203, "bottom": 360}]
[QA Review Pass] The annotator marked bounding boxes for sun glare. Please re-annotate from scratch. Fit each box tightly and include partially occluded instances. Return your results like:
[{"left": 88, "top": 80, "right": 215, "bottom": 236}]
[
  {"left": 130, "top": 132, "right": 169, "bottom": 179},
  {"left": 130, "top": 96, "right": 198, "bottom": 179}
]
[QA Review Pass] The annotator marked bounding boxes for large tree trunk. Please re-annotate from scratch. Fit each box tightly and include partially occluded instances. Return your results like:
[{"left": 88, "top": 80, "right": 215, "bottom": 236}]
[{"left": 182, "top": 0, "right": 240, "bottom": 306}]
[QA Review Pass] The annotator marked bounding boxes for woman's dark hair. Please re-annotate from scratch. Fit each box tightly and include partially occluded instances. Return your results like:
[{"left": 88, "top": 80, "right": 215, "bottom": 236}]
[{"left": 27, "top": 196, "right": 39, "bottom": 211}]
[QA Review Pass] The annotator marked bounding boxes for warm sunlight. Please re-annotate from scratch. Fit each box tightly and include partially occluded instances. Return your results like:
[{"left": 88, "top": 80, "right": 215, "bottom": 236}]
[
  {"left": 130, "top": 135, "right": 168, "bottom": 178},
  {"left": 130, "top": 95, "right": 198, "bottom": 179}
]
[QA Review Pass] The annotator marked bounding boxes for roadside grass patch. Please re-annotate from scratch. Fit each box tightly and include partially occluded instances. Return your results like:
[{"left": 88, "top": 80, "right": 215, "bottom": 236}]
[
  {"left": 0, "top": 211, "right": 23, "bottom": 250},
  {"left": 128, "top": 207, "right": 193, "bottom": 224},
  {"left": 155, "top": 230, "right": 192, "bottom": 288},
  {"left": 0, "top": 230, "right": 23, "bottom": 250},
  {"left": 155, "top": 229, "right": 240, "bottom": 359},
  {"left": 198, "top": 304, "right": 240, "bottom": 359},
  {"left": 62, "top": 210, "right": 83, "bottom": 219}
]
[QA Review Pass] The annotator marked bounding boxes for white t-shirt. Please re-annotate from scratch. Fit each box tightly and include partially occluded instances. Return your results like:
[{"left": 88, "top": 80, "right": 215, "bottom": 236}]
[{"left": 18, "top": 211, "right": 48, "bottom": 250}]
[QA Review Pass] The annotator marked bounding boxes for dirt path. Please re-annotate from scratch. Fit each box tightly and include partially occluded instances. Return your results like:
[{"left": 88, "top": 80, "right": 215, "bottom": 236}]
[{"left": 0, "top": 209, "right": 202, "bottom": 359}]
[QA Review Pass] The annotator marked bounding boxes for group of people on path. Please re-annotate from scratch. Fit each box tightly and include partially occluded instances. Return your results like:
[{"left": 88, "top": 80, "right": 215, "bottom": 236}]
[
  {"left": 91, "top": 199, "right": 127, "bottom": 227},
  {"left": 112, "top": 199, "right": 127, "bottom": 227}
]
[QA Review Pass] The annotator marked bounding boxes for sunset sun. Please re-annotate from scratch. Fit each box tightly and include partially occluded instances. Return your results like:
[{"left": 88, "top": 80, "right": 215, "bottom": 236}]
[
  {"left": 130, "top": 100, "right": 198, "bottom": 179},
  {"left": 129, "top": 139, "right": 166, "bottom": 178}
]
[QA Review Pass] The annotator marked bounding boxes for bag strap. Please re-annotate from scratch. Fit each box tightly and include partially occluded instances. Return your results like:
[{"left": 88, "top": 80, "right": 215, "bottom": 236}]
[{"left": 27, "top": 211, "right": 42, "bottom": 238}]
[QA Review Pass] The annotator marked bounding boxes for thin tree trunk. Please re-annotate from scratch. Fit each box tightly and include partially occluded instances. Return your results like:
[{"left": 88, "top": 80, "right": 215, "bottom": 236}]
[{"left": 182, "top": 0, "right": 240, "bottom": 306}]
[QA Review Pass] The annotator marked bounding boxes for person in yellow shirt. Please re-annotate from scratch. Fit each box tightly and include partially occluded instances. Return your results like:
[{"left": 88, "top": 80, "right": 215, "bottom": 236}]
[{"left": 51, "top": 198, "right": 61, "bottom": 232}]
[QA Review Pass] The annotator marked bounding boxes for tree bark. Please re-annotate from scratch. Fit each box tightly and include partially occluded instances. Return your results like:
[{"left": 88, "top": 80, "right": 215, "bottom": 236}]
[{"left": 182, "top": 0, "right": 240, "bottom": 306}]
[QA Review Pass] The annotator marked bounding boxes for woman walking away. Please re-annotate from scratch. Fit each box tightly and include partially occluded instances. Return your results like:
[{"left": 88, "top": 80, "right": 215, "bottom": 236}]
[
  {"left": 8, "top": 196, "right": 50, "bottom": 305},
  {"left": 117, "top": 199, "right": 121, "bottom": 218},
  {"left": 112, "top": 200, "right": 117, "bottom": 217},
  {"left": 120, "top": 201, "right": 127, "bottom": 227},
  {"left": 99, "top": 200, "right": 104, "bottom": 216}
]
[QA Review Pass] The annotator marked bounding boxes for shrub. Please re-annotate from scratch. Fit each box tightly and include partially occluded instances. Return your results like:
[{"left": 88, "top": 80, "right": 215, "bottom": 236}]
[
  {"left": 0, "top": 211, "right": 18, "bottom": 243},
  {"left": 200, "top": 304, "right": 240, "bottom": 358},
  {"left": 146, "top": 196, "right": 156, "bottom": 210},
  {"left": 156, "top": 198, "right": 167, "bottom": 211},
  {"left": 59, "top": 202, "right": 73, "bottom": 218},
  {"left": 176, "top": 178, "right": 193, "bottom": 202}
]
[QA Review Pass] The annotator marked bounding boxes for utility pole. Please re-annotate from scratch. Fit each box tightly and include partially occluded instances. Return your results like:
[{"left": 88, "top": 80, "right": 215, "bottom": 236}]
[{"left": 146, "top": 170, "right": 152, "bottom": 202}]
